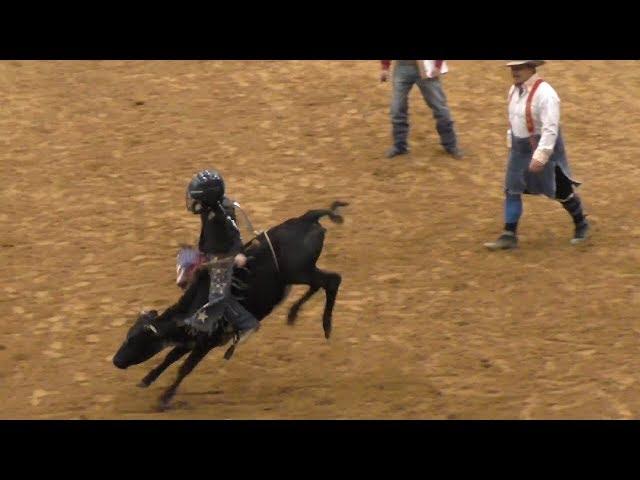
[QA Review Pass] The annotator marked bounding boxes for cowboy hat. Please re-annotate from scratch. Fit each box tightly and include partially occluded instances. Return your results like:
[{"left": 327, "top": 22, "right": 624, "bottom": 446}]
[{"left": 505, "top": 60, "right": 546, "bottom": 67}]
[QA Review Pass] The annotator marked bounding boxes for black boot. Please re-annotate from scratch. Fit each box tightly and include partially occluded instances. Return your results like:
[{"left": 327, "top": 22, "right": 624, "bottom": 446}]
[{"left": 560, "top": 194, "right": 589, "bottom": 244}]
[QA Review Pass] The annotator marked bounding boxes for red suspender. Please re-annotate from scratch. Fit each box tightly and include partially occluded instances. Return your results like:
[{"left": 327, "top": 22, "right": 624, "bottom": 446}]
[
  {"left": 526, "top": 79, "right": 545, "bottom": 135},
  {"left": 526, "top": 78, "right": 545, "bottom": 149},
  {"left": 508, "top": 78, "right": 545, "bottom": 150}
]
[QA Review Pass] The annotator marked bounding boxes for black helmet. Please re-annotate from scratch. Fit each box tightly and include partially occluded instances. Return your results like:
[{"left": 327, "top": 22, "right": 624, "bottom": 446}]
[{"left": 186, "top": 169, "right": 225, "bottom": 214}]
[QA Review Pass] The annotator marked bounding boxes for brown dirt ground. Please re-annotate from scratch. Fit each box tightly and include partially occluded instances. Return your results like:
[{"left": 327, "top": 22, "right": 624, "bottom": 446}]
[{"left": 1, "top": 60, "right": 639, "bottom": 419}]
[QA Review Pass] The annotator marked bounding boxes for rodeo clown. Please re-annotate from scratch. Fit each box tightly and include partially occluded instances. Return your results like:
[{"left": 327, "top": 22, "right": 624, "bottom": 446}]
[
  {"left": 485, "top": 60, "right": 590, "bottom": 251},
  {"left": 182, "top": 170, "right": 260, "bottom": 357}
]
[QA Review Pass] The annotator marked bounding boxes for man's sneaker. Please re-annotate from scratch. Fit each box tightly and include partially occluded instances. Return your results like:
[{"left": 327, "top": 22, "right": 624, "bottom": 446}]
[
  {"left": 484, "top": 232, "right": 518, "bottom": 251},
  {"left": 571, "top": 220, "right": 590, "bottom": 245},
  {"left": 386, "top": 146, "right": 409, "bottom": 158},
  {"left": 446, "top": 147, "right": 465, "bottom": 160}
]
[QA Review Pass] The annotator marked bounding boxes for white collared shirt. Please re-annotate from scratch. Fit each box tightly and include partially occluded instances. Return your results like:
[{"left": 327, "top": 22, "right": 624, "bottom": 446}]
[{"left": 507, "top": 73, "right": 561, "bottom": 164}]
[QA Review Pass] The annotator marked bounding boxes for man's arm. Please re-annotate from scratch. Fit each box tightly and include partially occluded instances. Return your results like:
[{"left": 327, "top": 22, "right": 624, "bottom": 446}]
[
  {"left": 417, "top": 60, "right": 428, "bottom": 79},
  {"left": 529, "top": 88, "right": 561, "bottom": 173},
  {"left": 534, "top": 93, "right": 560, "bottom": 164},
  {"left": 416, "top": 60, "right": 443, "bottom": 79},
  {"left": 380, "top": 60, "right": 391, "bottom": 82}
]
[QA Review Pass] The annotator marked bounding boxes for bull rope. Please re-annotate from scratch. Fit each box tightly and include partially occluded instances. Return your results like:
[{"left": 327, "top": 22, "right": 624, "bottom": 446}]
[
  {"left": 234, "top": 201, "right": 280, "bottom": 275},
  {"left": 261, "top": 230, "right": 280, "bottom": 274}
]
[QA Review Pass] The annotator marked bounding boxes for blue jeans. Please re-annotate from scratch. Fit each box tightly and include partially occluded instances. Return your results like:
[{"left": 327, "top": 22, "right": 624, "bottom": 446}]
[{"left": 390, "top": 64, "right": 457, "bottom": 152}]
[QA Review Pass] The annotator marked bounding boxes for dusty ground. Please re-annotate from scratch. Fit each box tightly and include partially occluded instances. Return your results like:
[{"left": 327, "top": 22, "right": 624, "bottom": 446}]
[{"left": 1, "top": 60, "right": 639, "bottom": 419}]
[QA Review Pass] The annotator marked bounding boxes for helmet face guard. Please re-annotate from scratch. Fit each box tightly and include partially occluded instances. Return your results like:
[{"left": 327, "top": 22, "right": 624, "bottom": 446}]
[{"left": 185, "top": 191, "right": 203, "bottom": 214}]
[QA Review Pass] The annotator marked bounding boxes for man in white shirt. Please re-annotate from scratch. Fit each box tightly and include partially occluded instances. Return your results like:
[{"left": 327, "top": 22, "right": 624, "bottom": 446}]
[{"left": 485, "top": 60, "right": 590, "bottom": 250}]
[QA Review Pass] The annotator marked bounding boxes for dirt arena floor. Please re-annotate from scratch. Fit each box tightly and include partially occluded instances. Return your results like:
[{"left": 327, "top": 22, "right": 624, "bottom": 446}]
[{"left": 1, "top": 60, "right": 639, "bottom": 419}]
